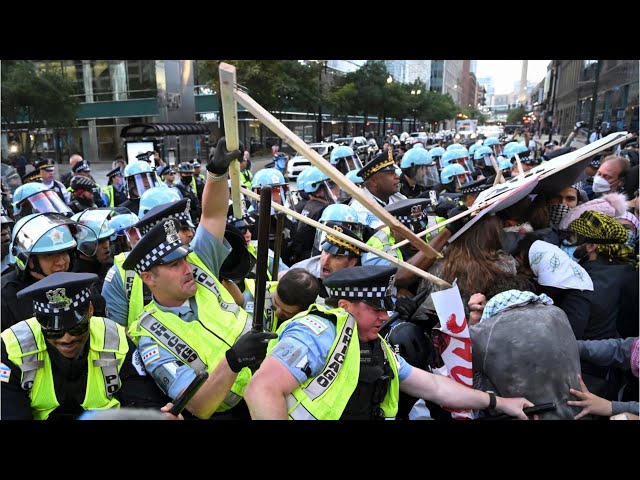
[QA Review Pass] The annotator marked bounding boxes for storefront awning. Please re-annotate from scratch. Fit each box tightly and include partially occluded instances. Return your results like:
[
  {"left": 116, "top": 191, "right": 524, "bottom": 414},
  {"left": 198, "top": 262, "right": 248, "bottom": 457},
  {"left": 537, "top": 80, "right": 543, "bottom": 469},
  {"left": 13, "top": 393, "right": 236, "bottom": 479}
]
[{"left": 120, "top": 123, "right": 210, "bottom": 138}]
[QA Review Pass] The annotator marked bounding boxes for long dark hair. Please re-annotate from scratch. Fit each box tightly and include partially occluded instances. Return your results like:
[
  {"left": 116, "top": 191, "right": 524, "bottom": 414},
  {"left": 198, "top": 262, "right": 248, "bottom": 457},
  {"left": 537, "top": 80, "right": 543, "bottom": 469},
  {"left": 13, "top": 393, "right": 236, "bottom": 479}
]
[{"left": 441, "top": 215, "right": 511, "bottom": 295}]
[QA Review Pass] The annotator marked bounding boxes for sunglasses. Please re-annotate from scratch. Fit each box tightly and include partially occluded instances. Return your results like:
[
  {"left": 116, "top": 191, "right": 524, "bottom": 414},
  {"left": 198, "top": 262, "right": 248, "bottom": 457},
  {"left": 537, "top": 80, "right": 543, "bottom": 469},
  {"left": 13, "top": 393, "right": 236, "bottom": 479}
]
[{"left": 41, "top": 320, "right": 90, "bottom": 340}]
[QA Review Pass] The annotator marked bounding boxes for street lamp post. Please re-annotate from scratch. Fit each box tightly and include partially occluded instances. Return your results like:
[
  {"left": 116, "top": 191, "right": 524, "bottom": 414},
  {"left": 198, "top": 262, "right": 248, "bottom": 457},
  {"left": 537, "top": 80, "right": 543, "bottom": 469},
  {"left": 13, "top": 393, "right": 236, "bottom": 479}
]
[{"left": 411, "top": 89, "right": 421, "bottom": 131}]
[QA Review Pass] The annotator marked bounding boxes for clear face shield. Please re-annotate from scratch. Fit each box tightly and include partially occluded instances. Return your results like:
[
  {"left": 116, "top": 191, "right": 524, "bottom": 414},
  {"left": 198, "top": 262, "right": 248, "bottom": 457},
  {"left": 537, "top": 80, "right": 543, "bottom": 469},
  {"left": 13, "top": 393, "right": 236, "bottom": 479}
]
[
  {"left": 454, "top": 173, "right": 473, "bottom": 190},
  {"left": 414, "top": 165, "right": 440, "bottom": 188},
  {"left": 455, "top": 157, "right": 475, "bottom": 174},
  {"left": 251, "top": 184, "right": 289, "bottom": 214},
  {"left": 126, "top": 172, "right": 159, "bottom": 200},
  {"left": 22, "top": 191, "right": 73, "bottom": 217},
  {"left": 12, "top": 214, "right": 98, "bottom": 270},
  {"left": 313, "top": 221, "right": 364, "bottom": 256},
  {"left": 334, "top": 155, "right": 363, "bottom": 176}
]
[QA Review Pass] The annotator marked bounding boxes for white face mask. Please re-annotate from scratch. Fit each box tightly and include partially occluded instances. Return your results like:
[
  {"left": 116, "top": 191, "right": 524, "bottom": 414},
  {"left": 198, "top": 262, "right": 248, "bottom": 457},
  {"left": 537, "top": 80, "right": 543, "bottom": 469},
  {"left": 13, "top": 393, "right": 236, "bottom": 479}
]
[{"left": 592, "top": 176, "right": 611, "bottom": 193}]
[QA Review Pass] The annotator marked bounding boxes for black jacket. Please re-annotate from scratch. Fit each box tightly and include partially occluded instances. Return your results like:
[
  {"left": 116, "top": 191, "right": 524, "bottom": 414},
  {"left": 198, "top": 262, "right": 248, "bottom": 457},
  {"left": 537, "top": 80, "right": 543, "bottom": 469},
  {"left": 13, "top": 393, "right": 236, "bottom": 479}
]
[{"left": 1, "top": 270, "right": 35, "bottom": 331}]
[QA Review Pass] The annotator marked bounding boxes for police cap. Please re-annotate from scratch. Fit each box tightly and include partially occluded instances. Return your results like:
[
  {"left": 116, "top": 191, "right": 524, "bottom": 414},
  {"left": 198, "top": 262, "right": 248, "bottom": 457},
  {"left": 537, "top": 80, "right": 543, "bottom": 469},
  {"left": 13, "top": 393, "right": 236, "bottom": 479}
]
[
  {"left": 17, "top": 272, "right": 98, "bottom": 331},
  {"left": 21, "top": 170, "right": 42, "bottom": 184},
  {"left": 357, "top": 150, "right": 398, "bottom": 181},
  {"left": 322, "top": 222, "right": 361, "bottom": 258},
  {"left": 34, "top": 158, "right": 55, "bottom": 171},
  {"left": 384, "top": 198, "right": 433, "bottom": 227},
  {"left": 323, "top": 265, "right": 398, "bottom": 311},
  {"left": 135, "top": 197, "right": 195, "bottom": 235},
  {"left": 122, "top": 218, "right": 192, "bottom": 273},
  {"left": 106, "top": 167, "right": 123, "bottom": 178},
  {"left": 458, "top": 178, "right": 488, "bottom": 196},
  {"left": 72, "top": 161, "right": 91, "bottom": 174}
]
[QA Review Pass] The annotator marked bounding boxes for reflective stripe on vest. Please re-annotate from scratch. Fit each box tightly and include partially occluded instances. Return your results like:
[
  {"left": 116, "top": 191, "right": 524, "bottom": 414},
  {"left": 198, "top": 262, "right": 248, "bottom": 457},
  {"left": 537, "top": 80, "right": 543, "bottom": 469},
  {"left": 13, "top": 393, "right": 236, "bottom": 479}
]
[
  {"left": 269, "top": 304, "right": 401, "bottom": 420},
  {"left": 7, "top": 321, "right": 44, "bottom": 391},
  {"left": 129, "top": 253, "right": 252, "bottom": 412},
  {"left": 2, "top": 317, "right": 127, "bottom": 419},
  {"left": 114, "top": 252, "right": 144, "bottom": 327},
  {"left": 367, "top": 227, "right": 403, "bottom": 262}
]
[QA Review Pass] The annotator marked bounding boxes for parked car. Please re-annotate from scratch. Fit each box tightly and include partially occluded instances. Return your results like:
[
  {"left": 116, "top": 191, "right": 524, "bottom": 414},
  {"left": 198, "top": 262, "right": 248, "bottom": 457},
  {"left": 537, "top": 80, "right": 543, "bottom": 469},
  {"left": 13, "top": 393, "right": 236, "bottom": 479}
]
[
  {"left": 285, "top": 142, "right": 338, "bottom": 180},
  {"left": 334, "top": 136, "right": 370, "bottom": 158},
  {"left": 406, "top": 132, "right": 429, "bottom": 147}
]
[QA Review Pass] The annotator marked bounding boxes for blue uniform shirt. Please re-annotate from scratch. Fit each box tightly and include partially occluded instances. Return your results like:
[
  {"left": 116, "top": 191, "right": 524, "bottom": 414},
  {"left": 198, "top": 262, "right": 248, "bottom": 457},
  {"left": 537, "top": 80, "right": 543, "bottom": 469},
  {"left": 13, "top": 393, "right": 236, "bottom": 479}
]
[
  {"left": 102, "top": 223, "right": 229, "bottom": 326},
  {"left": 135, "top": 226, "right": 231, "bottom": 400},
  {"left": 270, "top": 312, "right": 413, "bottom": 385}
]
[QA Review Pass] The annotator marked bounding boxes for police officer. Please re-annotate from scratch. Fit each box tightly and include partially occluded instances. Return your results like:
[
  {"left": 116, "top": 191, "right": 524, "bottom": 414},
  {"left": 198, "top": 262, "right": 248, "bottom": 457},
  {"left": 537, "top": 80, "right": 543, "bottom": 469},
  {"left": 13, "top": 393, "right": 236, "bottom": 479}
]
[
  {"left": 71, "top": 208, "right": 117, "bottom": 316},
  {"left": 124, "top": 218, "right": 276, "bottom": 419},
  {"left": 121, "top": 161, "right": 160, "bottom": 216},
  {"left": 399, "top": 147, "right": 438, "bottom": 199},
  {"left": 33, "top": 158, "right": 68, "bottom": 202},
  {"left": 349, "top": 150, "right": 407, "bottom": 230},
  {"left": 1, "top": 272, "right": 172, "bottom": 420},
  {"left": 458, "top": 178, "right": 488, "bottom": 208},
  {"left": 244, "top": 266, "right": 534, "bottom": 420},
  {"left": 173, "top": 162, "right": 201, "bottom": 225},
  {"left": 68, "top": 175, "right": 99, "bottom": 213},
  {"left": 101, "top": 167, "right": 127, "bottom": 208},
  {"left": 1, "top": 213, "right": 96, "bottom": 331},
  {"left": 101, "top": 198, "right": 194, "bottom": 327},
  {"left": 12, "top": 182, "right": 73, "bottom": 220},
  {"left": 191, "top": 160, "right": 206, "bottom": 203},
  {"left": 122, "top": 138, "right": 277, "bottom": 419}
]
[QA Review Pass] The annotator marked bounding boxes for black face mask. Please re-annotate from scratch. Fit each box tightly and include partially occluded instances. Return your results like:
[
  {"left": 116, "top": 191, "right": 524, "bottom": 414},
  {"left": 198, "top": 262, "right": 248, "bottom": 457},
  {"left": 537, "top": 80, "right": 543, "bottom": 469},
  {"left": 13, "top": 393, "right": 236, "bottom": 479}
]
[
  {"left": 181, "top": 175, "right": 193, "bottom": 184},
  {"left": 573, "top": 244, "right": 589, "bottom": 262}
]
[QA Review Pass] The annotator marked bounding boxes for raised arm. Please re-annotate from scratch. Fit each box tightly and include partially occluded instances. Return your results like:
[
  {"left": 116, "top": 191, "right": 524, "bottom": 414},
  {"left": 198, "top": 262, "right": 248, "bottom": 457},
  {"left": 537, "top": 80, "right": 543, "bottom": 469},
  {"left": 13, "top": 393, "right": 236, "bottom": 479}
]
[{"left": 200, "top": 138, "right": 243, "bottom": 242}]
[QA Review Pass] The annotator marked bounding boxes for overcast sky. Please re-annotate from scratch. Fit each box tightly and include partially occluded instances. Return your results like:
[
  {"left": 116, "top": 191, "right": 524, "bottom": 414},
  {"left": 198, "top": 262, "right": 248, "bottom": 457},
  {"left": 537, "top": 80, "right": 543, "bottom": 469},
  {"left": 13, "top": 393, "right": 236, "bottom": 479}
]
[{"left": 476, "top": 60, "right": 551, "bottom": 94}]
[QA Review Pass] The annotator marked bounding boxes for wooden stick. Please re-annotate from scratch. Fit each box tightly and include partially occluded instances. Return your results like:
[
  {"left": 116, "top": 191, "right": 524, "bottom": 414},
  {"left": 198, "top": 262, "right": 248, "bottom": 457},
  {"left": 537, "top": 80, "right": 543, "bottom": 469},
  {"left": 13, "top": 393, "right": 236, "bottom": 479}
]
[
  {"left": 240, "top": 186, "right": 451, "bottom": 288},
  {"left": 233, "top": 88, "right": 442, "bottom": 260},
  {"left": 219, "top": 62, "right": 243, "bottom": 219},
  {"left": 514, "top": 153, "right": 524, "bottom": 177},
  {"left": 489, "top": 154, "right": 504, "bottom": 186}
]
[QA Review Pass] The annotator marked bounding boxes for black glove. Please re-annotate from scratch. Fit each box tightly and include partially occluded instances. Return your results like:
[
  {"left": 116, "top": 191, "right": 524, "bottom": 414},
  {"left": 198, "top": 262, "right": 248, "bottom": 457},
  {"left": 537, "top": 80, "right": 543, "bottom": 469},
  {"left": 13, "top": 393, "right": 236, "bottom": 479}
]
[
  {"left": 434, "top": 198, "right": 458, "bottom": 218},
  {"left": 208, "top": 137, "right": 245, "bottom": 175},
  {"left": 225, "top": 330, "right": 278, "bottom": 373},
  {"left": 394, "top": 296, "right": 417, "bottom": 321},
  {"left": 444, "top": 205, "right": 470, "bottom": 235}
]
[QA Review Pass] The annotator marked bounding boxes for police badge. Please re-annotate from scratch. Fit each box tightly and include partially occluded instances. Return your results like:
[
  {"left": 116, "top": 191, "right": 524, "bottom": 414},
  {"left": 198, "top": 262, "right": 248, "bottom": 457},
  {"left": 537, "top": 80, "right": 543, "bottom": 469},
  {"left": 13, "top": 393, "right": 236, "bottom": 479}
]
[
  {"left": 164, "top": 220, "right": 180, "bottom": 244},
  {"left": 385, "top": 274, "right": 397, "bottom": 298},
  {"left": 46, "top": 288, "right": 72, "bottom": 310}
]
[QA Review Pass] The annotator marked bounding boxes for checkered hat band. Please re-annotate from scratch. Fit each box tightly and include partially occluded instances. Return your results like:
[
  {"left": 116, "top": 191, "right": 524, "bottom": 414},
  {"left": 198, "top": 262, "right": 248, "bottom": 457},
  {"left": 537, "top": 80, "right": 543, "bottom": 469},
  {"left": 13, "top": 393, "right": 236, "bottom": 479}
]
[
  {"left": 329, "top": 285, "right": 387, "bottom": 299},
  {"left": 141, "top": 212, "right": 190, "bottom": 235},
  {"left": 33, "top": 288, "right": 91, "bottom": 314},
  {"left": 134, "top": 239, "right": 182, "bottom": 273},
  {"left": 460, "top": 186, "right": 483, "bottom": 194}
]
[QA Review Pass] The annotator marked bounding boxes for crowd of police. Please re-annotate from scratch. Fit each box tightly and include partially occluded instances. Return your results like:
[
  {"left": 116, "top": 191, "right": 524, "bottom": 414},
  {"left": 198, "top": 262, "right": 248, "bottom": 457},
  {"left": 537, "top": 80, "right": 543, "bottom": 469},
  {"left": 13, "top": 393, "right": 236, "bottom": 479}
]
[{"left": 0, "top": 125, "right": 638, "bottom": 420}]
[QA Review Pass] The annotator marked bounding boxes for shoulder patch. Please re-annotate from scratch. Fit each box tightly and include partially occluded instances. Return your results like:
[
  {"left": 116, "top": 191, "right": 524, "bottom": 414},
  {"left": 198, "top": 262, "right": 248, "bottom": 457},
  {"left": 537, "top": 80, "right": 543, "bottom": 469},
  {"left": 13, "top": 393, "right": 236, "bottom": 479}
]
[
  {"left": 104, "top": 269, "right": 116, "bottom": 283},
  {"left": 140, "top": 344, "right": 160, "bottom": 366},
  {"left": 298, "top": 316, "right": 329, "bottom": 336},
  {"left": 0, "top": 363, "right": 10, "bottom": 383},
  {"left": 131, "top": 349, "right": 147, "bottom": 376}
]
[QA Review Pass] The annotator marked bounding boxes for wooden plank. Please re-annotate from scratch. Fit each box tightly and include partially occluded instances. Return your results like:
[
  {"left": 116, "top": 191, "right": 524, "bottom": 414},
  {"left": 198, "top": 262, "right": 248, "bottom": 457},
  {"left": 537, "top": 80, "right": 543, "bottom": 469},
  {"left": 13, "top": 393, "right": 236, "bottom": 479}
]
[
  {"left": 218, "top": 62, "right": 243, "bottom": 219},
  {"left": 232, "top": 87, "right": 442, "bottom": 260}
]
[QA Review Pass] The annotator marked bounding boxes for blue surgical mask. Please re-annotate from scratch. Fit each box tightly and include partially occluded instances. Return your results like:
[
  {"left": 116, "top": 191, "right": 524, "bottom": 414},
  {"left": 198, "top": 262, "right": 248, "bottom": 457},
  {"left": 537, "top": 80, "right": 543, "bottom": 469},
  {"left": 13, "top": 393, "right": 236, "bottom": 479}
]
[
  {"left": 560, "top": 242, "right": 579, "bottom": 262},
  {"left": 626, "top": 232, "right": 638, "bottom": 250}
]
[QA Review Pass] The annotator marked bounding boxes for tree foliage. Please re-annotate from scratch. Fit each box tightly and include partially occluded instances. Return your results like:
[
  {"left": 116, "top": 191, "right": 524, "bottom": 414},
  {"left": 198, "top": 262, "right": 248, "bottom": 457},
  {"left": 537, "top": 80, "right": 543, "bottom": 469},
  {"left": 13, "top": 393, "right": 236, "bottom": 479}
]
[
  {"left": 507, "top": 106, "right": 528, "bottom": 124},
  {"left": 1, "top": 60, "right": 79, "bottom": 156}
]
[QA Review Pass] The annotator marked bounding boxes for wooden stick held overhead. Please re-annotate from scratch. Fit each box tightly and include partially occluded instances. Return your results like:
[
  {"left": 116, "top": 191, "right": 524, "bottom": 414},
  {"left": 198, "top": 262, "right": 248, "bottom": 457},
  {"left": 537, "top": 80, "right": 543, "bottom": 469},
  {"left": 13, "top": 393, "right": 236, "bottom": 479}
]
[
  {"left": 219, "top": 62, "right": 243, "bottom": 219},
  {"left": 232, "top": 87, "right": 442, "bottom": 260},
  {"left": 240, "top": 186, "right": 451, "bottom": 288}
]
